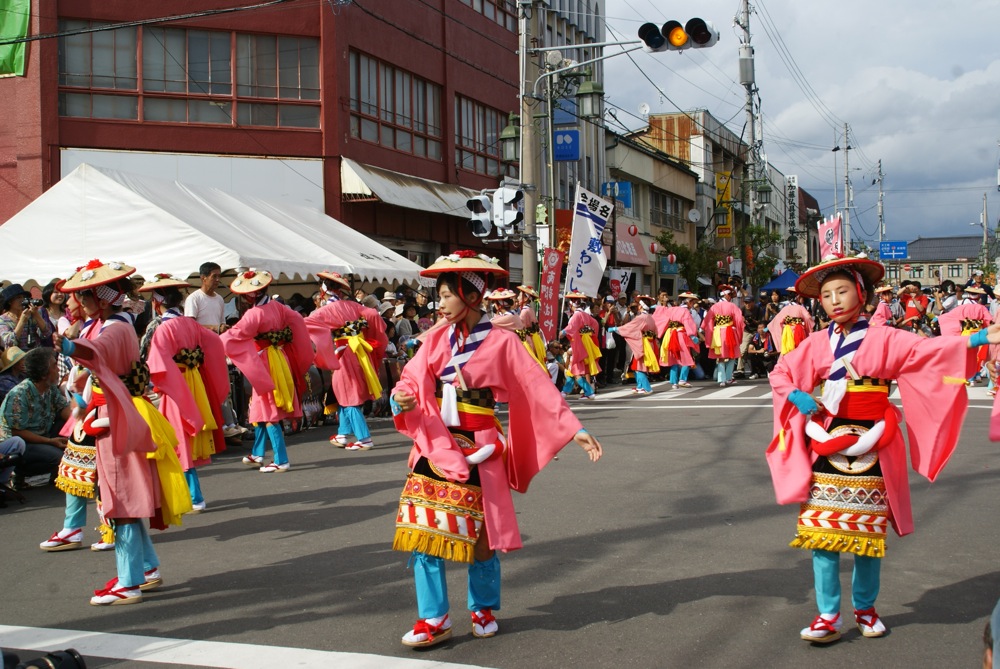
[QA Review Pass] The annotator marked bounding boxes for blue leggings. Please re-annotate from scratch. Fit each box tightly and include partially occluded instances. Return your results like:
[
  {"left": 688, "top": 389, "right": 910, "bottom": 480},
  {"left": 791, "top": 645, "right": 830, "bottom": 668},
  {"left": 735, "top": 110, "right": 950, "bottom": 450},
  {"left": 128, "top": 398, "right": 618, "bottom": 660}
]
[
  {"left": 562, "top": 376, "right": 595, "bottom": 397},
  {"left": 252, "top": 423, "right": 289, "bottom": 465},
  {"left": 812, "top": 549, "right": 881, "bottom": 613},
  {"left": 668, "top": 365, "right": 690, "bottom": 385},
  {"left": 715, "top": 359, "right": 735, "bottom": 383},
  {"left": 412, "top": 551, "right": 501, "bottom": 618},
  {"left": 65, "top": 492, "right": 88, "bottom": 530},
  {"left": 337, "top": 405, "right": 371, "bottom": 441},
  {"left": 115, "top": 522, "right": 159, "bottom": 588},
  {"left": 184, "top": 469, "right": 204, "bottom": 505},
  {"left": 635, "top": 371, "right": 651, "bottom": 392}
]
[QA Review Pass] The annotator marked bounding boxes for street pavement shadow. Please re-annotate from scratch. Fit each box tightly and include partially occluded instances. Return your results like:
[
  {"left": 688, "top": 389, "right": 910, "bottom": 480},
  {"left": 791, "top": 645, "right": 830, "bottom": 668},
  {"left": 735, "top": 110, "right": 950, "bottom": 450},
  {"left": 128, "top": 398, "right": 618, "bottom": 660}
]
[{"left": 892, "top": 570, "right": 1000, "bottom": 629}]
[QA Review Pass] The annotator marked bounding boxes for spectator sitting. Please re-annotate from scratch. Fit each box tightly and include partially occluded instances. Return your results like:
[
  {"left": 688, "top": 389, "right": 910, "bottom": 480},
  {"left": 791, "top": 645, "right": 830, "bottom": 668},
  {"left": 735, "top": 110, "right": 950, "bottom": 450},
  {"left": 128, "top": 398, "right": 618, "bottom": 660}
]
[
  {"left": 0, "top": 283, "right": 52, "bottom": 351},
  {"left": 0, "top": 346, "right": 27, "bottom": 405},
  {"left": 2, "top": 347, "right": 72, "bottom": 489},
  {"left": 747, "top": 322, "right": 776, "bottom": 379}
]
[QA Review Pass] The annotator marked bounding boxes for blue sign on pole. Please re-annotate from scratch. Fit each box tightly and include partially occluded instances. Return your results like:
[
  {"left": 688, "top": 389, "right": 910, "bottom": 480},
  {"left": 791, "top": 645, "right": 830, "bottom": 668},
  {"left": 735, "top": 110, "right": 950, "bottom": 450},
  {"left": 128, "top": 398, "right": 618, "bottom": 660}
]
[
  {"left": 601, "top": 181, "right": 633, "bottom": 209},
  {"left": 878, "top": 240, "right": 908, "bottom": 260},
  {"left": 553, "top": 129, "right": 580, "bottom": 161},
  {"left": 552, "top": 98, "right": 577, "bottom": 126},
  {"left": 659, "top": 258, "right": 679, "bottom": 275}
]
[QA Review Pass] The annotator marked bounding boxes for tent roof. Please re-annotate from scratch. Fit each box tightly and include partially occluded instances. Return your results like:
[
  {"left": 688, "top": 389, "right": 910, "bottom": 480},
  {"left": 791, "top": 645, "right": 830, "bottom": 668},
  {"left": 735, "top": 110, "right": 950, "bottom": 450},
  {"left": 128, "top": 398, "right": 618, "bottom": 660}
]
[
  {"left": 0, "top": 163, "right": 424, "bottom": 286},
  {"left": 759, "top": 268, "right": 799, "bottom": 293}
]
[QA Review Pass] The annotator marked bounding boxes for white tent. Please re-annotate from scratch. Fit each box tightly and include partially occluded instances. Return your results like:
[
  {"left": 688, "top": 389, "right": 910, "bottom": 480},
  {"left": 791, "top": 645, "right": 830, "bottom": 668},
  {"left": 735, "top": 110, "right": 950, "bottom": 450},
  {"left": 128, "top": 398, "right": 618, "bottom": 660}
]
[{"left": 0, "top": 163, "right": 424, "bottom": 285}]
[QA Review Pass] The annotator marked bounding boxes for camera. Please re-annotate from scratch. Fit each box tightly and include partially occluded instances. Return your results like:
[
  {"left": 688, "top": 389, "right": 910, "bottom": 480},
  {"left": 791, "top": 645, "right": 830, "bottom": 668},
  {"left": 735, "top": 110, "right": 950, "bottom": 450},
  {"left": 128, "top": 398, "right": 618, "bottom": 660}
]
[{"left": 21, "top": 298, "right": 43, "bottom": 308}]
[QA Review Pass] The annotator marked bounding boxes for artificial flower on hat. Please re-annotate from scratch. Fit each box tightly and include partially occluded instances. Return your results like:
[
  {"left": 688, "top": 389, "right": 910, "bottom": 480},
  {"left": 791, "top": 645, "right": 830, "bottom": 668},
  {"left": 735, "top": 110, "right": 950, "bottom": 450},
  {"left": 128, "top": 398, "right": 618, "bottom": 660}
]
[{"left": 230, "top": 269, "right": 274, "bottom": 294}]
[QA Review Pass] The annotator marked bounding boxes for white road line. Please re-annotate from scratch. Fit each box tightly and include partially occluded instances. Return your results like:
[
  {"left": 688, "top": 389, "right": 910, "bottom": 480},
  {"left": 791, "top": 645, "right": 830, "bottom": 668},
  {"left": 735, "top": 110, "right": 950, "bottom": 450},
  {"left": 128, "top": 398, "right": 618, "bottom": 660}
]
[
  {"left": 0, "top": 625, "right": 490, "bottom": 669},
  {"left": 696, "top": 385, "right": 760, "bottom": 400}
]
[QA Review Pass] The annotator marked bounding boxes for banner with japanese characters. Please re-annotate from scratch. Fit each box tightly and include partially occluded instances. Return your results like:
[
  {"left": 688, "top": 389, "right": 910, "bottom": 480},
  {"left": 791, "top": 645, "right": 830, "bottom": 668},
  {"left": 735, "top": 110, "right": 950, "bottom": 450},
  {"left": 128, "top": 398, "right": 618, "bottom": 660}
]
[
  {"left": 538, "top": 248, "right": 565, "bottom": 342},
  {"left": 818, "top": 214, "right": 843, "bottom": 258},
  {"left": 608, "top": 268, "right": 632, "bottom": 299},
  {"left": 563, "top": 184, "right": 612, "bottom": 298}
]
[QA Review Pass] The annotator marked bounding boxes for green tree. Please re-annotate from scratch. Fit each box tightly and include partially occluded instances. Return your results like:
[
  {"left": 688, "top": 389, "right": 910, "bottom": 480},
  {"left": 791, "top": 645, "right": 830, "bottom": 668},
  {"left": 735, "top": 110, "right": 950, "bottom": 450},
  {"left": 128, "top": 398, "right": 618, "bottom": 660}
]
[
  {"left": 655, "top": 230, "right": 723, "bottom": 296},
  {"left": 741, "top": 224, "right": 784, "bottom": 291}
]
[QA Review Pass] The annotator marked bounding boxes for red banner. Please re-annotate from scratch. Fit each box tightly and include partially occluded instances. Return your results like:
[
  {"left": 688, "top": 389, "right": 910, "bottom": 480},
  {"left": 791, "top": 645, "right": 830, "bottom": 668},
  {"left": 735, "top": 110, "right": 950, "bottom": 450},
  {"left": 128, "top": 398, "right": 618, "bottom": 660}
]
[
  {"left": 538, "top": 248, "right": 565, "bottom": 342},
  {"left": 817, "top": 214, "right": 842, "bottom": 258}
]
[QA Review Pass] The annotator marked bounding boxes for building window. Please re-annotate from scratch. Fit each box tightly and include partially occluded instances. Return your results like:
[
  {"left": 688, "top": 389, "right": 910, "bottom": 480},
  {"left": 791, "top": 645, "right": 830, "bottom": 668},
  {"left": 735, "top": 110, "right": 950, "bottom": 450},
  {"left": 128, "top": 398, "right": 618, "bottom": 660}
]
[
  {"left": 949, "top": 264, "right": 963, "bottom": 278},
  {"left": 58, "top": 23, "right": 320, "bottom": 128},
  {"left": 928, "top": 265, "right": 941, "bottom": 281},
  {"left": 911, "top": 266, "right": 923, "bottom": 279},
  {"left": 349, "top": 51, "right": 442, "bottom": 160},
  {"left": 649, "top": 189, "right": 684, "bottom": 231},
  {"left": 454, "top": 96, "right": 508, "bottom": 177},
  {"left": 886, "top": 265, "right": 899, "bottom": 281},
  {"left": 457, "top": 0, "right": 517, "bottom": 31},
  {"left": 968, "top": 263, "right": 978, "bottom": 278}
]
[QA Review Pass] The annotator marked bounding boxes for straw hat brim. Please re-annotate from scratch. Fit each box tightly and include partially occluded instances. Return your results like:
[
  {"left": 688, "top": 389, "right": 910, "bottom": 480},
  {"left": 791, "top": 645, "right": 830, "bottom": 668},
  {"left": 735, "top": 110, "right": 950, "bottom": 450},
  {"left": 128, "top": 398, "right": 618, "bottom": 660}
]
[
  {"left": 565, "top": 291, "right": 589, "bottom": 299},
  {"left": 61, "top": 262, "right": 136, "bottom": 292},
  {"left": 794, "top": 256, "right": 885, "bottom": 299},
  {"left": 678, "top": 292, "right": 698, "bottom": 299},
  {"left": 487, "top": 290, "right": 516, "bottom": 300},
  {"left": 873, "top": 285, "right": 893, "bottom": 294},
  {"left": 517, "top": 285, "right": 538, "bottom": 298},
  {"left": 137, "top": 278, "right": 190, "bottom": 293},
  {"left": 317, "top": 271, "right": 351, "bottom": 290},
  {"left": 230, "top": 272, "right": 274, "bottom": 294},
  {"left": 0, "top": 346, "right": 26, "bottom": 373},
  {"left": 421, "top": 256, "right": 508, "bottom": 277},
  {"left": 965, "top": 286, "right": 986, "bottom": 294}
]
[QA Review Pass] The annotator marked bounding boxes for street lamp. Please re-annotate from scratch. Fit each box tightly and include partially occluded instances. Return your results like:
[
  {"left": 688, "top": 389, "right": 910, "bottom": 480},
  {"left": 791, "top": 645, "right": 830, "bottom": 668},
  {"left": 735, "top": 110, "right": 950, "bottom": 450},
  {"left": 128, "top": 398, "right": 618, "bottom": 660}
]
[
  {"left": 755, "top": 180, "right": 772, "bottom": 206},
  {"left": 499, "top": 113, "right": 520, "bottom": 163},
  {"left": 575, "top": 79, "right": 603, "bottom": 119}
]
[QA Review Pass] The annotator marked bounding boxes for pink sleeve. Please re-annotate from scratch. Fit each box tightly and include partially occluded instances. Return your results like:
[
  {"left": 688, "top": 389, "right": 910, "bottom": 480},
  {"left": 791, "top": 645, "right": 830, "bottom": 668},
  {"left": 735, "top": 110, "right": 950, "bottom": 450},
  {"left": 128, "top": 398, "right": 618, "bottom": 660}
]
[
  {"left": 284, "top": 307, "right": 314, "bottom": 380},
  {"left": 304, "top": 305, "right": 343, "bottom": 371},
  {"left": 617, "top": 314, "right": 646, "bottom": 357},
  {"left": 198, "top": 327, "right": 231, "bottom": 406},
  {"left": 221, "top": 310, "right": 275, "bottom": 394},
  {"left": 363, "top": 306, "right": 388, "bottom": 365},
  {"left": 147, "top": 325, "right": 201, "bottom": 437},
  {"left": 766, "top": 305, "right": 791, "bottom": 346}
]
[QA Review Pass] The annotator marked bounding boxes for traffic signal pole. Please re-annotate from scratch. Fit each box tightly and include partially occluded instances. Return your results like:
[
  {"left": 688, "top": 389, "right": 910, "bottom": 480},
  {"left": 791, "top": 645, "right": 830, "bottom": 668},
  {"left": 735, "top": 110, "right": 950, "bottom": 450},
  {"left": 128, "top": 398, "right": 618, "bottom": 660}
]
[{"left": 519, "top": 1, "right": 539, "bottom": 289}]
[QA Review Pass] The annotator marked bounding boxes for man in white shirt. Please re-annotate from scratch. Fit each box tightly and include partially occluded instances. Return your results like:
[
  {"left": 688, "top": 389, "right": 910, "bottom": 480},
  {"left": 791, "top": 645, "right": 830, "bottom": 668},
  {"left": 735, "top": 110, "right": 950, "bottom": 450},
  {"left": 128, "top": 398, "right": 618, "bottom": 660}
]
[{"left": 185, "top": 262, "right": 227, "bottom": 333}]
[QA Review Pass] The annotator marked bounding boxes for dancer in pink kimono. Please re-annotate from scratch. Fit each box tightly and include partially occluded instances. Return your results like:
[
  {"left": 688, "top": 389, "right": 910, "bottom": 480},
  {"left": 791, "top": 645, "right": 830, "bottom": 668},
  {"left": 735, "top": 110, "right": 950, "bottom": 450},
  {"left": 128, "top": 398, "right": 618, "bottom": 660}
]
[
  {"left": 304, "top": 271, "right": 387, "bottom": 451},
  {"left": 516, "top": 285, "right": 547, "bottom": 366},
  {"left": 57, "top": 260, "right": 189, "bottom": 605},
  {"left": 652, "top": 292, "right": 700, "bottom": 389},
  {"left": 766, "top": 253, "right": 1000, "bottom": 644},
  {"left": 221, "top": 270, "right": 312, "bottom": 473},
  {"left": 766, "top": 300, "right": 814, "bottom": 357},
  {"left": 868, "top": 285, "right": 894, "bottom": 327},
  {"left": 142, "top": 275, "right": 228, "bottom": 512},
  {"left": 487, "top": 288, "right": 544, "bottom": 371},
  {"left": 610, "top": 297, "right": 659, "bottom": 394},
  {"left": 390, "top": 251, "right": 603, "bottom": 648},
  {"left": 703, "top": 285, "right": 744, "bottom": 386},
  {"left": 939, "top": 298, "right": 992, "bottom": 382},
  {"left": 560, "top": 292, "right": 602, "bottom": 400}
]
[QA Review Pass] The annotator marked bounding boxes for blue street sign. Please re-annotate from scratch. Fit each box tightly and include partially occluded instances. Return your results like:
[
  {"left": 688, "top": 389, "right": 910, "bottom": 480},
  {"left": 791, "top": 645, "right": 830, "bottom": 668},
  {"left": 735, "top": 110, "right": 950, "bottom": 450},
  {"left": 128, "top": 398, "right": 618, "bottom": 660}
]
[
  {"left": 878, "top": 240, "right": 908, "bottom": 260},
  {"left": 552, "top": 97, "right": 577, "bottom": 126},
  {"left": 659, "top": 258, "right": 678, "bottom": 274},
  {"left": 601, "top": 181, "right": 633, "bottom": 209},
  {"left": 553, "top": 129, "right": 580, "bottom": 161}
]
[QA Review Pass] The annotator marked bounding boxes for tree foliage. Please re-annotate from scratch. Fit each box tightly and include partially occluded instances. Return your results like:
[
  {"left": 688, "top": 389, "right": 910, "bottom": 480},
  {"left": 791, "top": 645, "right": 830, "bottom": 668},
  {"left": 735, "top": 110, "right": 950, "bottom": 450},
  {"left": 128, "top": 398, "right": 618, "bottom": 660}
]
[
  {"left": 742, "top": 224, "right": 784, "bottom": 291},
  {"left": 655, "top": 230, "right": 723, "bottom": 295}
]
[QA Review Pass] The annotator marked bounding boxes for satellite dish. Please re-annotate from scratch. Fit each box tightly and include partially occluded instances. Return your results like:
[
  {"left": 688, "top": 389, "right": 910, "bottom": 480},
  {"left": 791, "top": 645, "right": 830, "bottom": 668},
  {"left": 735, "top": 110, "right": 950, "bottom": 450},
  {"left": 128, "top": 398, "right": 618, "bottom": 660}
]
[
  {"left": 545, "top": 50, "right": 564, "bottom": 67},
  {"left": 638, "top": 102, "right": 650, "bottom": 117},
  {"left": 687, "top": 209, "right": 701, "bottom": 223}
]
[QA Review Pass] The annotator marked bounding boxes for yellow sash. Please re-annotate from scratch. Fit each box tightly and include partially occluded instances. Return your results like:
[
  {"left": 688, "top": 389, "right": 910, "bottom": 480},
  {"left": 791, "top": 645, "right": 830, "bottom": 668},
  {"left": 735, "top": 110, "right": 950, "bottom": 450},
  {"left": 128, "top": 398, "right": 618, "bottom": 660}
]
[
  {"left": 711, "top": 327, "right": 724, "bottom": 355},
  {"left": 179, "top": 364, "right": 219, "bottom": 460},
  {"left": 265, "top": 345, "right": 296, "bottom": 413},
  {"left": 642, "top": 336, "right": 661, "bottom": 373},
  {"left": 581, "top": 334, "right": 602, "bottom": 376},
  {"left": 781, "top": 324, "right": 797, "bottom": 355},
  {"left": 530, "top": 332, "right": 547, "bottom": 366},
  {"left": 133, "top": 397, "right": 191, "bottom": 526},
  {"left": 342, "top": 333, "right": 383, "bottom": 399}
]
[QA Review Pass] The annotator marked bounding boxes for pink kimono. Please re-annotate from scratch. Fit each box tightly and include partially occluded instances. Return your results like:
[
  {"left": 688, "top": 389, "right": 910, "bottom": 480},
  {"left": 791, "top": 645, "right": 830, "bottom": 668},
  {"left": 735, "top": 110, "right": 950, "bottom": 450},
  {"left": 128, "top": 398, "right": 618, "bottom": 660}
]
[
  {"left": 563, "top": 310, "right": 602, "bottom": 377},
  {"left": 393, "top": 324, "right": 583, "bottom": 552},
  {"left": 519, "top": 306, "right": 536, "bottom": 329},
  {"left": 938, "top": 303, "right": 992, "bottom": 336},
  {"left": 652, "top": 306, "right": 699, "bottom": 367},
  {"left": 703, "top": 299, "right": 744, "bottom": 360},
  {"left": 71, "top": 320, "right": 158, "bottom": 520},
  {"left": 491, "top": 311, "right": 525, "bottom": 333},
  {"left": 618, "top": 312, "right": 658, "bottom": 373},
  {"left": 766, "top": 304, "right": 814, "bottom": 356},
  {"left": 147, "top": 316, "right": 229, "bottom": 469},
  {"left": 767, "top": 326, "right": 976, "bottom": 537},
  {"left": 869, "top": 301, "right": 893, "bottom": 327},
  {"left": 305, "top": 301, "right": 388, "bottom": 407},
  {"left": 221, "top": 300, "right": 313, "bottom": 423}
]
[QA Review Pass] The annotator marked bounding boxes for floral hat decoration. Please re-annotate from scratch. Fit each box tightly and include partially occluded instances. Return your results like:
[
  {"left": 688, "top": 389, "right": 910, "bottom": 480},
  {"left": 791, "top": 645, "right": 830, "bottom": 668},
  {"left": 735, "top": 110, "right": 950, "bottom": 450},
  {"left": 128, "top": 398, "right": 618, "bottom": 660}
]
[
  {"left": 230, "top": 269, "right": 274, "bottom": 295},
  {"left": 486, "top": 288, "right": 517, "bottom": 301},
  {"left": 794, "top": 253, "right": 884, "bottom": 300},
  {"left": 137, "top": 273, "right": 190, "bottom": 293},
  {"left": 421, "top": 250, "right": 507, "bottom": 298},
  {"left": 61, "top": 259, "right": 136, "bottom": 293}
]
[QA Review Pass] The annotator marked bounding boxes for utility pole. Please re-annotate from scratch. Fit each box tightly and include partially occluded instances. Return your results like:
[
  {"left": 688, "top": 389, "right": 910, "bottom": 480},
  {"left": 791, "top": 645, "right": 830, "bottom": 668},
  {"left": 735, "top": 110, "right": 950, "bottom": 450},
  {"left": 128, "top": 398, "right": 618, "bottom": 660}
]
[
  {"left": 519, "top": 0, "right": 539, "bottom": 288},
  {"left": 738, "top": 0, "right": 756, "bottom": 283},
  {"left": 983, "top": 192, "right": 989, "bottom": 266},
  {"left": 843, "top": 122, "right": 851, "bottom": 251},
  {"left": 876, "top": 159, "right": 884, "bottom": 243}
]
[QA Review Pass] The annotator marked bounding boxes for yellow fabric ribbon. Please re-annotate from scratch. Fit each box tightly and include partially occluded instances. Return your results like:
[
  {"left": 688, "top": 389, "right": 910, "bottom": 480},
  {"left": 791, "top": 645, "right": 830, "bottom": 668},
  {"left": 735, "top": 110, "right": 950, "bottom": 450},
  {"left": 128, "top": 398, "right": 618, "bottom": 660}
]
[
  {"left": 530, "top": 332, "right": 547, "bottom": 366},
  {"left": 659, "top": 329, "right": 675, "bottom": 362},
  {"left": 521, "top": 338, "right": 547, "bottom": 372},
  {"left": 265, "top": 345, "right": 296, "bottom": 413},
  {"left": 133, "top": 397, "right": 191, "bottom": 526},
  {"left": 581, "top": 334, "right": 602, "bottom": 376},
  {"left": 343, "top": 334, "right": 383, "bottom": 399},
  {"left": 642, "top": 336, "right": 661, "bottom": 373},
  {"left": 179, "top": 363, "right": 219, "bottom": 460},
  {"left": 781, "top": 324, "right": 797, "bottom": 355},
  {"left": 711, "top": 326, "right": 724, "bottom": 355}
]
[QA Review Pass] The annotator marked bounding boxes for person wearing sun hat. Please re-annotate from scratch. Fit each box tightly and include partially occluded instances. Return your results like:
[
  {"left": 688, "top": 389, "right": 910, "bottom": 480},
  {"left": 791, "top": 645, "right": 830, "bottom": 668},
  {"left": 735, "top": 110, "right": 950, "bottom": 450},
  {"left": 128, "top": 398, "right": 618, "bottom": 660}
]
[
  {"left": 220, "top": 269, "right": 312, "bottom": 472},
  {"left": 304, "top": 271, "right": 387, "bottom": 451},
  {"left": 515, "top": 285, "right": 547, "bottom": 365},
  {"left": 766, "top": 252, "right": 1000, "bottom": 644},
  {"left": 868, "top": 285, "right": 894, "bottom": 327},
  {"left": 607, "top": 294, "right": 659, "bottom": 394},
  {"left": 487, "top": 289, "right": 545, "bottom": 372},
  {"left": 139, "top": 275, "right": 228, "bottom": 512},
  {"left": 559, "top": 291, "right": 602, "bottom": 400},
  {"left": 766, "top": 298, "right": 815, "bottom": 358},
  {"left": 652, "top": 294, "right": 700, "bottom": 389},
  {"left": 55, "top": 260, "right": 191, "bottom": 605},
  {"left": 389, "top": 250, "right": 603, "bottom": 648},
  {"left": 703, "top": 284, "right": 745, "bottom": 387}
]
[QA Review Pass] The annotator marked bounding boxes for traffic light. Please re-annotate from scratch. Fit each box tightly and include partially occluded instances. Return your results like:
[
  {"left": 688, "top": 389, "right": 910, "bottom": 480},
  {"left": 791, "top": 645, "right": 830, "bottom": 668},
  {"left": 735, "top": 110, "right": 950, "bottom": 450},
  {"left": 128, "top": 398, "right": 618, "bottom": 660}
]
[
  {"left": 638, "top": 18, "right": 719, "bottom": 52},
  {"left": 466, "top": 195, "right": 492, "bottom": 238},
  {"left": 492, "top": 186, "right": 524, "bottom": 236}
]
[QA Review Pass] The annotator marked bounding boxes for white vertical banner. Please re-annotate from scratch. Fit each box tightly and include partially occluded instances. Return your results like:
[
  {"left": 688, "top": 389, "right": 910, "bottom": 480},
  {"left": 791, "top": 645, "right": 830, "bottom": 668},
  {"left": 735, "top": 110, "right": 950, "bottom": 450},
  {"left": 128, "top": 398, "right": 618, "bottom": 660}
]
[
  {"left": 609, "top": 268, "right": 632, "bottom": 298},
  {"left": 564, "top": 184, "right": 612, "bottom": 297}
]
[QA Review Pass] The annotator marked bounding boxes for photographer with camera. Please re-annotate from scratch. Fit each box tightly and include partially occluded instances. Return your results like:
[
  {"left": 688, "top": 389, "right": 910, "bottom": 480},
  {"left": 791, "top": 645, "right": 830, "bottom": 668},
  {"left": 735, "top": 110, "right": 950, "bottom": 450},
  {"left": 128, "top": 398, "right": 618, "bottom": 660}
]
[{"left": 0, "top": 284, "right": 50, "bottom": 352}]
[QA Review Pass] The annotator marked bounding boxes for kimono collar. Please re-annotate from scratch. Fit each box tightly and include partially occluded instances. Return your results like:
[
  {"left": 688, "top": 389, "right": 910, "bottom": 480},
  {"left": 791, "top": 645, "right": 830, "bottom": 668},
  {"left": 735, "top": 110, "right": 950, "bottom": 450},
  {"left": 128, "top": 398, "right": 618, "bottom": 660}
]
[
  {"left": 821, "top": 317, "right": 869, "bottom": 414},
  {"left": 161, "top": 307, "right": 183, "bottom": 321}
]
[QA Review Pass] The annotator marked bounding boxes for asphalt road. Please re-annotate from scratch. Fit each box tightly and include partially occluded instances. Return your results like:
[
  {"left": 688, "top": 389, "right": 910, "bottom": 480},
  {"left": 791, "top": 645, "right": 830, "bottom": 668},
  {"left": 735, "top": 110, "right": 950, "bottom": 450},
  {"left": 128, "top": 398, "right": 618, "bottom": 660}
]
[{"left": 2, "top": 379, "right": 998, "bottom": 668}]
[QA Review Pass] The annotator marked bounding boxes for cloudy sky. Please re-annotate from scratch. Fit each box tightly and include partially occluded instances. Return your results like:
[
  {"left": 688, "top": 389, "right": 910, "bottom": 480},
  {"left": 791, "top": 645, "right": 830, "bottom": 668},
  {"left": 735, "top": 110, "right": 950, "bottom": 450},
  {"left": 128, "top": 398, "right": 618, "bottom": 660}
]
[{"left": 600, "top": 0, "right": 1000, "bottom": 244}]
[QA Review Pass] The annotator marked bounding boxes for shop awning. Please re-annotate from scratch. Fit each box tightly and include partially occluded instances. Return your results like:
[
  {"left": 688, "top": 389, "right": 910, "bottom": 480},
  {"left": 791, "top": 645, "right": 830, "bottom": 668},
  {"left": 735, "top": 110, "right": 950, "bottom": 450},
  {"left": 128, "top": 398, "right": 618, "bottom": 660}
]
[
  {"left": 341, "top": 158, "right": 478, "bottom": 219},
  {"left": 603, "top": 219, "right": 649, "bottom": 267}
]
